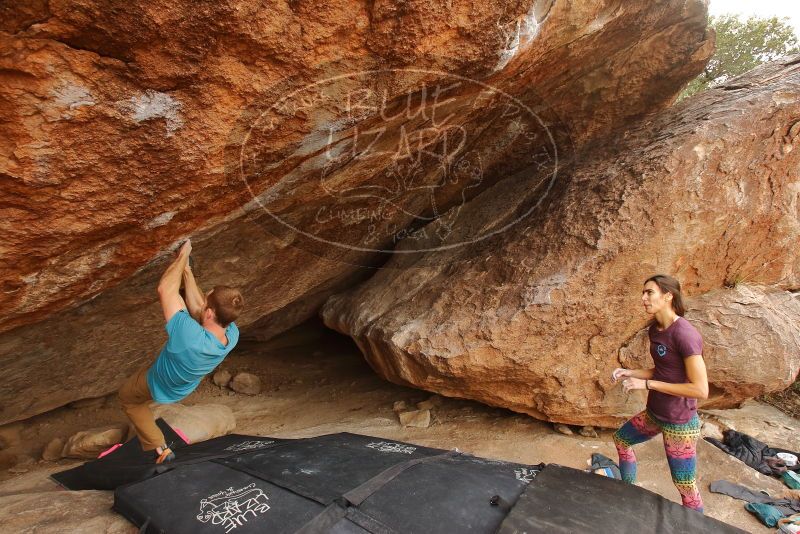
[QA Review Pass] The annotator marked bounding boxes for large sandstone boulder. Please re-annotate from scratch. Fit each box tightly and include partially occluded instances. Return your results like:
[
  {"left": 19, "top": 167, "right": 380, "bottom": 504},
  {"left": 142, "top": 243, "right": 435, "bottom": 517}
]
[
  {"left": 0, "top": 491, "right": 133, "bottom": 533},
  {"left": 151, "top": 403, "right": 236, "bottom": 444},
  {"left": 322, "top": 57, "right": 800, "bottom": 427},
  {"left": 61, "top": 424, "right": 128, "bottom": 459},
  {"left": 0, "top": 0, "right": 712, "bottom": 424}
]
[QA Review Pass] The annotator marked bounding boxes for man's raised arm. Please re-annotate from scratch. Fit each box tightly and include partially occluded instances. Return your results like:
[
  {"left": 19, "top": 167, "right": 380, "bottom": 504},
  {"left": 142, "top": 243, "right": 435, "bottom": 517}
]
[
  {"left": 157, "top": 240, "right": 191, "bottom": 322},
  {"left": 182, "top": 265, "right": 205, "bottom": 322}
]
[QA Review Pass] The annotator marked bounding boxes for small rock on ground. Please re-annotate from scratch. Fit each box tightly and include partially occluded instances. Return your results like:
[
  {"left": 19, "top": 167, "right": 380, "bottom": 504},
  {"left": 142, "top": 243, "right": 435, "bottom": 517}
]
[
  {"left": 230, "top": 372, "right": 262, "bottom": 395},
  {"left": 417, "top": 395, "right": 444, "bottom": 410},
  {"left": 700, "top": 420, "right": 724, "bottom": 441},
  {"left": 392, "top": 400, "right": 408, "bottom": 413},
  {"left": 0, "top": 451, "right": 17, "bottom": 470},
  {"left": 399, "top": 409, "right": 431, "bottom": 428},
  {"left": 41, "top": 438, "right": 64, "bottom": 461},
  {"left": 554, "top": 423, "right": 573, "bottom": 436},
  {"left": 0, "top": 424, "right": 22, "bottom": 450},
  {"left": 579, "top": 426, "right": 598, "bottom": 438},
  {"left": 213, "top": 369, "right": 232, "bottom": 388}
]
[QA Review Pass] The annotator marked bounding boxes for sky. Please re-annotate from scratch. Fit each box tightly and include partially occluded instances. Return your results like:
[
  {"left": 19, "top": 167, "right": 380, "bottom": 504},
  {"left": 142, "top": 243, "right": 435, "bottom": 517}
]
[{"left": 709, "top": 0, "right": 800, "bottom": 37}]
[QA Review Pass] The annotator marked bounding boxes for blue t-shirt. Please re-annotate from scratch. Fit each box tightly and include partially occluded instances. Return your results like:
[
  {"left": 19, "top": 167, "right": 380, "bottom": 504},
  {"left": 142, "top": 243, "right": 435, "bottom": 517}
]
[{"left": 147, "top": 309, "right": 240, "bottom": 403}]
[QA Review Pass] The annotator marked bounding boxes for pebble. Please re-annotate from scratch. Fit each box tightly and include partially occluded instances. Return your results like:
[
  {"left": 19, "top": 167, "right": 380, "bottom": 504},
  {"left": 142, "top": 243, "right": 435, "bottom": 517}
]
[
  {"left": 42, "top": 437, "right": 65, "bottom": 461},
  {"left": 399, "top": 409, "right": 431, "bottom": 428},
  {"left": 554, "top": 423, "right": 574, "bottom": 436},
  {"left": 416, "top": 395, "right": 443, "bottom": 411},
  {"left": 230, "top": 372, "right": 262, "bottom": 395},
  {"left": 213, "top": 369, "right": 233, "bottom": 388},
  {"left": 0, "top": 450, "right": 17, "bottom": 470},
  {"left": 392, "top": 400, "right": 409, "bottom": 413}
]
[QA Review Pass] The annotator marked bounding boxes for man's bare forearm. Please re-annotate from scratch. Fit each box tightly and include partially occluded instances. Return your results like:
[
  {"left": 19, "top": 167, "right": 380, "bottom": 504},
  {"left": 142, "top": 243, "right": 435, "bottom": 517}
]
[
  {"left": 182, "top": 268, "right": 205, "bottom": 320},
  {"left": 158, "top": 249, "right": 190, "bottom": 295}
]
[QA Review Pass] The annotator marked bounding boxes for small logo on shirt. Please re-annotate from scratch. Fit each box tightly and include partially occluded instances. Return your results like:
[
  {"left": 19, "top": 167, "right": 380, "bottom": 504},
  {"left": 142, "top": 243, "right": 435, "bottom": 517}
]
[{"left": 656, "top": 344, "right": 667, "bottom": 358}]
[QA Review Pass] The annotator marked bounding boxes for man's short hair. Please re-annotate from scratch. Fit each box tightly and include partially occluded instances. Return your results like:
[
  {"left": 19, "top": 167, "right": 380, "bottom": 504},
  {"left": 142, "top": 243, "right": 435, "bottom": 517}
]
[{"left": 207, "top": 286, "right": 243, "bottom": 327}]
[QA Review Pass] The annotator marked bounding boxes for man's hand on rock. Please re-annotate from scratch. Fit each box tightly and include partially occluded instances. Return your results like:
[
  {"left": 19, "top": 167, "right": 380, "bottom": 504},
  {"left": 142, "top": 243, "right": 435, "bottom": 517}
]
[{"left": 178, "top": 239, "right": 192, "bottom": 258}]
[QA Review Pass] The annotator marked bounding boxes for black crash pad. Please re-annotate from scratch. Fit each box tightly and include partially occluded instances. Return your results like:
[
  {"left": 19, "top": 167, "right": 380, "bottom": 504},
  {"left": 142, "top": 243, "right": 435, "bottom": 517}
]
[
  {"left": 497, "top": 464, "right": 746, "bottom": 534},
  {"left": 51, "top": 419, "right": 287, "bottom": 491},
  {"left": 56, "top": 428, "right": 746, "bottom": 533},
  {"left": 113, "top": 432, "right": 539, "bottom": 534}
]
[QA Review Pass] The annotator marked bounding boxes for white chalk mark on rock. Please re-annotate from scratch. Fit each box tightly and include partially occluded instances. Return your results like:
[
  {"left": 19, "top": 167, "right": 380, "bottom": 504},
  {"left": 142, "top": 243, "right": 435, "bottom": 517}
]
[
  {"left": 145, "top": 211, "right": 176, "bottom": 229},
  {"left": 523, "top": 272, "right": 568, "bottom": 306},
  {"left": 127, "top": 90, "right": 184, "bottom": 135},
  {"left": 51, "top": 83, "right": 96, "bottom": 110},
  {"left": 495, "top": 5, "right": 542, "bottom": 72}
]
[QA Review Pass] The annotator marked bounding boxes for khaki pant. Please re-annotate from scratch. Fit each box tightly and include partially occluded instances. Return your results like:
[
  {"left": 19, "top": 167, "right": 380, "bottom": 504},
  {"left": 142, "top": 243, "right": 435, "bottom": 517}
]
[{"left": 118, "top": 366, "right": 166, "bottom": 451}]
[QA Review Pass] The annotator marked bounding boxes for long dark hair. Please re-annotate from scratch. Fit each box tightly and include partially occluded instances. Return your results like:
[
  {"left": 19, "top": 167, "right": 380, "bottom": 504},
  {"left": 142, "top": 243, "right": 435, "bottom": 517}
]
[{"left": 644, "top": 274, "right": 686, "bottom": 316}]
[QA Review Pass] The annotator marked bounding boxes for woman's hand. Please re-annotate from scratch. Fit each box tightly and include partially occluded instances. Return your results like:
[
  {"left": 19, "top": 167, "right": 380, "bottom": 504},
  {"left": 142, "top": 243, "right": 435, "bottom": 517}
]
[
  {"left": 622, "top": 377, "right": 647, "bottom": 393},
  {"left": 611, "top": 368, "right": 633, "bottom": 382}
]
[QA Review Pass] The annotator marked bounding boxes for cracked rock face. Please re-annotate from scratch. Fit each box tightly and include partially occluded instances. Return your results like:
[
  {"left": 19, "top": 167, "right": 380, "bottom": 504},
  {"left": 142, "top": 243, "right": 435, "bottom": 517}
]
[
  {"left": 322, "top": 58, "right": 800, "bottom": 427},
  {"left": 0, "top": 0, "right": 714, "bottom": 423}
]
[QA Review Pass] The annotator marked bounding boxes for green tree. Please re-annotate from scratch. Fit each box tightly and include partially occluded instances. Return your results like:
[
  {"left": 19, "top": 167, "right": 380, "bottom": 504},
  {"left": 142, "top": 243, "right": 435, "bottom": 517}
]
[{"left": 681, "top": 15, "right": 800, "bottom": 99}]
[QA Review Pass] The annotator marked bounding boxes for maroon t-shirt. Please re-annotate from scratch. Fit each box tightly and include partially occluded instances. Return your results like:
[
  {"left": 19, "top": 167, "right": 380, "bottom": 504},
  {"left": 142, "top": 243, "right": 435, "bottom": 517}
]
[{"left": 646, "top": 316, "right": 704, "bottom": 424}]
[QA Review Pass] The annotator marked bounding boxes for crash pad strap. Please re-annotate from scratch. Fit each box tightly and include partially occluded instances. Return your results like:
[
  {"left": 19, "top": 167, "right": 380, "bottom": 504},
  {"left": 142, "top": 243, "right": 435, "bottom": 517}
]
[
  {"left": 294, "top": 451, "right": 459, "bottom": 533},
  {"left": 344, "top": 506, "right": 396, "bottom": 534},
  {"left": 343, "top": 450, "right": 459, "bottom": 505},
  {"left": 294, "top": 501, "right": 347, "bottom": 534}
]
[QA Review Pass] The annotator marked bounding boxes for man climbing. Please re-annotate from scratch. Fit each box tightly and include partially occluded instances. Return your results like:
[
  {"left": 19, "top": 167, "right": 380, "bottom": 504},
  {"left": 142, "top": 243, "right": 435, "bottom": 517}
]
[{"left": 118, "top": 239, "right": 243, "bottom": 463}]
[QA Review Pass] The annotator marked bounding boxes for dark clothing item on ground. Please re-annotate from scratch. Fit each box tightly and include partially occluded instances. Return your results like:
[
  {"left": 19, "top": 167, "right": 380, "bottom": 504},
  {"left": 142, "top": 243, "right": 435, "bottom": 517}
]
[
  {"left": 588, "top": 453, "right": 622, "bottom": 480},
  {"left": 767, "top": 456, "right": 789, "bottom": 475},
  {"left": 778, "top": 513, "right": 800, "bottom": 534},
  {"left": 709, "top": 480, "right": 800, "bottom": 516},
  {"left": 785, "top": 471, "right": 800, "bottom": 490},
  {"left": 705, "top": 429, "right": 800, "bottom": 477},
  {"left": 745, "top": 502, "right": 784, "bottom": 527}
]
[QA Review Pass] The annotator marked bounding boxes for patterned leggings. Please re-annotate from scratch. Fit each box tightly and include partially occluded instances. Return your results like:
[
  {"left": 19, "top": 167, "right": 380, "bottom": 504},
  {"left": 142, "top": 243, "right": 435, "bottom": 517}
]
[{"left": 612, "top": 410, "right": 703, "bottom": 512}]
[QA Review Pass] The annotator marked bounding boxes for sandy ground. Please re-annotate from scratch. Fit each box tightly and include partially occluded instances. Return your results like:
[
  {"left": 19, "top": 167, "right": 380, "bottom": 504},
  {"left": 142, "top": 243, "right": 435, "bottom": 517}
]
[{"left": 0, "top": 321, "right": 796, "bottom": 533}]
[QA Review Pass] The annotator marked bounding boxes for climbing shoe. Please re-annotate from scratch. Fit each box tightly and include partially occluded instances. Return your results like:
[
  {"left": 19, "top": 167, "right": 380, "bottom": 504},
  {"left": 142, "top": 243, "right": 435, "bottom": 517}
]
[{"left": 155, "top": 446, "right": 175, "bottom": 464}]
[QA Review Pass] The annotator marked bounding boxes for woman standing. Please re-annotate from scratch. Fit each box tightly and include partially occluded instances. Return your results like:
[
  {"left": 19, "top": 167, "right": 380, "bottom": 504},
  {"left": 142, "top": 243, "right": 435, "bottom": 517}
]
[{"left": 612, "top": 274, "right": 709, "bottom": 512}]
